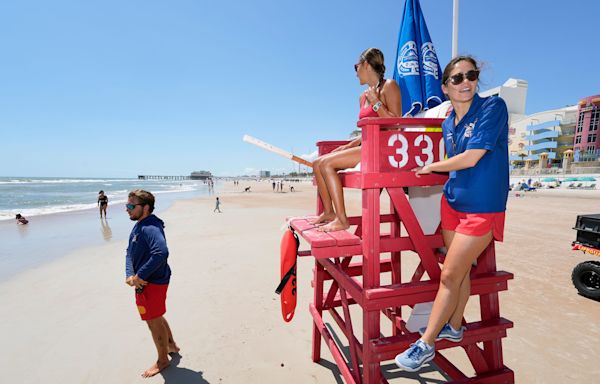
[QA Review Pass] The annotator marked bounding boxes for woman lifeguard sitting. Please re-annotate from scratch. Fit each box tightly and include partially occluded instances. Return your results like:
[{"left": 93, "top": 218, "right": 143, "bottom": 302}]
[{"left": 311, "top": 47, "right": 402, "bottom": 232}]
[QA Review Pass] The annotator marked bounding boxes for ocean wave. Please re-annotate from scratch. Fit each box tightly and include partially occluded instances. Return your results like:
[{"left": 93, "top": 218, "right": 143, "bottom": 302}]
[{"left": 0, "top": 178, "right": 130, "bottom": 185}]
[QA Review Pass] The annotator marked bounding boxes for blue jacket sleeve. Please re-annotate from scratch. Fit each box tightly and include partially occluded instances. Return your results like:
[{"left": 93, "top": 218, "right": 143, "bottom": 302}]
[
  {"left": 136, "top": 226, "right": 169, "bottom": 281},
  {"left": 125, "top": 242, "right": 134, "bottom": 278},
  {"left": 466, "top": 97, "right": 508, "bottom": 151}
]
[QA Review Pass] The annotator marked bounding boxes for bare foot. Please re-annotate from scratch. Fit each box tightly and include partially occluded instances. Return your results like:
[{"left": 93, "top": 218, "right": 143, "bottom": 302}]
[
  {"left": 168, "top": 342, "right": 180, "bottom": 354},
  {"left": 141, "top": 359, "right": 170, "bottom": 378},
  {"left": 309, "top": 212, "right": 336, "bottom": 225},
  {"left": 318, "top": 218, "right": 350, "bottom": 232}
]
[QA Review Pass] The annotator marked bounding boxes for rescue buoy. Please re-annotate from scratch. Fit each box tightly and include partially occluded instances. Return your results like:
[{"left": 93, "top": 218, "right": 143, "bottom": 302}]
[{"left": 275, "top": 227, "right": 299, "bottom": 322}]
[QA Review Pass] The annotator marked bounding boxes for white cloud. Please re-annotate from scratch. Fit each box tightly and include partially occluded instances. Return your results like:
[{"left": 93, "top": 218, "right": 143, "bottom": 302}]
[{"left": 300, "top": 150, "right": 318, "bottom": 161}]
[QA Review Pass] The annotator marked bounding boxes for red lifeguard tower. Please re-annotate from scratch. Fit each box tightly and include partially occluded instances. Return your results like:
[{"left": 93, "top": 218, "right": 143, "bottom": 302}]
[{"left": 288, "top": 117, "right": 513, "bottom": 383}]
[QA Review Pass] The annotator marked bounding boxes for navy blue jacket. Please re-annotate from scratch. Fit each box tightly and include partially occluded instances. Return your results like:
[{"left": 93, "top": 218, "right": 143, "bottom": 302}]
[{"left": 125, "top": 214, "right": 171, "bottom": 284}]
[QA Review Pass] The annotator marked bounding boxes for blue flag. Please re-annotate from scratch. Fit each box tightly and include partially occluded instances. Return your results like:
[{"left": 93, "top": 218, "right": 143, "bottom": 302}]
[{"left": 393, "top": 0, "right": 445, "bottom": 116}]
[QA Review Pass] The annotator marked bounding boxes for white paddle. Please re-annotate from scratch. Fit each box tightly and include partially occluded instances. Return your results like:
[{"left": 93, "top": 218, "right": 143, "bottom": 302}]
[{"left": 243, "top": 135, "right": 313, "bottom": 168}]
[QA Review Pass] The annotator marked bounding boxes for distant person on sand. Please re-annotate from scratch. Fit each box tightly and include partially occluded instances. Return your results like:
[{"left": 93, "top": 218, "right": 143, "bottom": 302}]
[
  {"left": 214, "top": 197, "right": 222, "bottom": 213},
  {"left": 15, "top": 213, "right": 28, "bottom": 225},
  {"left": 395, "top": 56, "right": 509, "bottom": 372},
  {"left": 124, "top": 189, "right": 179, "bottom": 378},
  {"left": 98, "top": 190, "right": 108, "bottom": 218},
  {"left": 272, "top": 180, "right": 276, "bottom": 191},
  {"left": 312, "top": 47, "right": 402, "bottom": 232}
]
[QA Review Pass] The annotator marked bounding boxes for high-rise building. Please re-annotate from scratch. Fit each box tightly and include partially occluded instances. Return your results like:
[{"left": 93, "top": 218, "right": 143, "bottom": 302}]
[{"left": 573, "top": 95, "right": 600, "bottom": 162}]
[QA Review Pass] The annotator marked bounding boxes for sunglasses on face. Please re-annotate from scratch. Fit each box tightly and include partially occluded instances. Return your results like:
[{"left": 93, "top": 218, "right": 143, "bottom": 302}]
[
  {"left": 354, "top": 62, "right": 363, "bottom": 72},
  {"left": 447, "top": 69, "right": 480, "bottom": 85},
  {"left": 126, "top": 203, "right": 143, "bottom": 210}
]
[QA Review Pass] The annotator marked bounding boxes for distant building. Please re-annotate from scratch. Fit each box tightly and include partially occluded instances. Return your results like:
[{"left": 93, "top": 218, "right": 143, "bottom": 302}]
[
  {"left": 573, "top": 95, "right": 600, "bottom": 162},
  {"left": 259, "top": 170, "right": 271, "bottom": 178},
  {"left": 509, "top": 106, "right": 577, "bottom": 165},
  {"left": 479, "top": 78, "right": 529, "bottom": 124},
  {"left": 190, "top": 171, "right": 212, "bottom": 180},
  {"left": 480, "top": 78, "right": 580, "bottom": 168}
]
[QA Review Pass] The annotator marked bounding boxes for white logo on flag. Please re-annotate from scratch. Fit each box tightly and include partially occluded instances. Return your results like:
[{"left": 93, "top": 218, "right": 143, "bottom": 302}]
[
  {"left": 397, "top": 41, "right": 419, "bottom": 77},
  {"left": 421, "top": 42, "right": 439, "bottom": 79}
]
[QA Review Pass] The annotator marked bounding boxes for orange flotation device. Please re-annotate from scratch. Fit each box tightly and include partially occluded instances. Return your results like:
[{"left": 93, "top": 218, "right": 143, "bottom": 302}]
[{"left": 275, "top": 227, "right": 299, "bottom": 322}]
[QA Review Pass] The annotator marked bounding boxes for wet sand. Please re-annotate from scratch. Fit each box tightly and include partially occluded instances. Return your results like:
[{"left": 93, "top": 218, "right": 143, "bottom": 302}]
[{"left": 1, "top": 182, "right": 599, "bottom": 383}]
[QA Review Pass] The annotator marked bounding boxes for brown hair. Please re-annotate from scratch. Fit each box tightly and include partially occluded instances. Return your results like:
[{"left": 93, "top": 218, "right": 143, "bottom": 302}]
[
  {"left": 128, "top": 189, "right": 155, "bottom": 213},
  {"left": 359, "top": 47, "right": 386, "bottom": 86},
  {"left": 441, "top": 55, "right": 479, "bottom": 85}
]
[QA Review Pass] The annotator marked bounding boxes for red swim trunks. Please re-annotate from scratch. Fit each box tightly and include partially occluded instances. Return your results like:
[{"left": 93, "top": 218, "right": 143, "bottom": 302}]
[
  {"left": 135, "top": 283, "right": 168, "bottom": 321},
  {"left": 441, "top": 196, "right": 505, "bottom": 241}
]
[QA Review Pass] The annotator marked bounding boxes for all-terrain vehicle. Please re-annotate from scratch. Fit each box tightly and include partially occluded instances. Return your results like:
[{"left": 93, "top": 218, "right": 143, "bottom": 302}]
[{"left": 572, "top": 214, "right": 600, "bottom": 300}]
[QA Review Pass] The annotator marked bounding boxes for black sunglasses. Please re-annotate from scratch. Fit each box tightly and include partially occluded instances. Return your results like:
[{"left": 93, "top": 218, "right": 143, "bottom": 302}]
[
  {"left": 354, "top": 62, "right": 362, "bottom": 72},
  {"left": 447, "top": 70, "right": 480, "bottom": 85},
  {"left": 126, "top": 203, "right": 143, "bottom": 210}
]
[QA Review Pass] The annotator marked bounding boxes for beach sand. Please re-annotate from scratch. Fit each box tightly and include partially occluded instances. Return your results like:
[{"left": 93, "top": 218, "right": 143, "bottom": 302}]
[{"left": 1, "top": 181, "right": 600, "bottom": 383}]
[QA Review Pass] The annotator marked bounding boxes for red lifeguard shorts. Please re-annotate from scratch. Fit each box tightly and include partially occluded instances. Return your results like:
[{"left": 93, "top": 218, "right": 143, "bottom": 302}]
[
  {"left": 135, "top": 283, "right": 168, "bottom": 321},
  {"left": 441, "top": 196, "right": 505, "bottom": 242}
]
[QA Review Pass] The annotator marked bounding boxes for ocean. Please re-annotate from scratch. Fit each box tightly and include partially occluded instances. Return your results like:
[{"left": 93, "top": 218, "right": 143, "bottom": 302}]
[
  {"left": 0, "top": 176, "right": 220, "bottom": 280},
  {"left": 0, "top": 176, "right": 212, "bottom": 221}
]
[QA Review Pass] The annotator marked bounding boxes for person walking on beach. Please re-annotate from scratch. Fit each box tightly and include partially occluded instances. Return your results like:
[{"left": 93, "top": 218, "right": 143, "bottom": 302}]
[
  {"left": 214, "top": 197, "right": 222, "bottom": 213},
  {"left": 98, "top": 190, "right": 108, "bottom": 218},
  {"left": 312, "top": 47, "right": 402, "bottom": 232},
  {"left": 394, "top": 56, "right": 509, "bottom": 372},
  {"left": 124, "top": 189, "right": 179, "bottom": 378}
]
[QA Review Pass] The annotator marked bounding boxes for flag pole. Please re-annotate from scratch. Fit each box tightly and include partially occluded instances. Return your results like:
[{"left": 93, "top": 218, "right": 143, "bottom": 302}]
[{"left": 452, "top": 0, "right": 459, "bottom": 58}]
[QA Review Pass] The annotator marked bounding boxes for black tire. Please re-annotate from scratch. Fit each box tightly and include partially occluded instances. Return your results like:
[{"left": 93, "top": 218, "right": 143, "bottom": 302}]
[{"left": 572, "top": 261, "right": 600, "bottom": 300}]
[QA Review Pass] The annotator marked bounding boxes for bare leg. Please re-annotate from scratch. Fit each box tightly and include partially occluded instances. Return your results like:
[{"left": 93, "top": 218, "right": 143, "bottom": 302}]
[
  {"left": 142, "top": 316, "right": 171, "bottom": 378},
  {"left": 318, "top": 147, "right": 361, "bottom": 232},
  {"left": 420, "top": 231, "right": 493, "bottom": 346},
  {"left": 310, "top": 156, "right": 337, "bottom": 225},
  {"left": 162, "top": 317, "right": 180, "bottom": 354}
]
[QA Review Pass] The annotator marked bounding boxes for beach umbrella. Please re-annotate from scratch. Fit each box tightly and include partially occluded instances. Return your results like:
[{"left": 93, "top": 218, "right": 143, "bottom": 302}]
[
  {"left": 578, "top": 176, "right": 596, "bottom": 182},
  {"left": 393, "top": 0, "right": 445, "bottom": 116},
  {"left": 564, "top": 177, "right": 579, "bottom": 182},
  {"left": 541, "top": 177, "right": 557, "bottom": 182}
]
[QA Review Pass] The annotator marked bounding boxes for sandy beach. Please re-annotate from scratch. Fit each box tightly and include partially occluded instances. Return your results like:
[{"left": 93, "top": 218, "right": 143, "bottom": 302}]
[{"left": 2, "top": 181, "right": 600, "bottom": 383}]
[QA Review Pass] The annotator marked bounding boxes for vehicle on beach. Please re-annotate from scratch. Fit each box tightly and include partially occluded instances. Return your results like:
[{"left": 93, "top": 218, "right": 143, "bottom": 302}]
[{"left": 571, "top": 214, "right": 600, "bottom": 300}]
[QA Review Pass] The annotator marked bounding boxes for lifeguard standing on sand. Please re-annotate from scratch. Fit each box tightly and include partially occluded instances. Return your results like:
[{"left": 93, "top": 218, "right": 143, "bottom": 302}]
[
  {"left": 124, "top": 189, "right": 180, "bottom": 377},
  {"left": 395, "top": 56, "right": 510, "bottom": 372}
]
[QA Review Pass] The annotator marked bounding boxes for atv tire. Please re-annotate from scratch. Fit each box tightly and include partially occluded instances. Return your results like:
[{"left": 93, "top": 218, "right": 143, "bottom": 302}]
[{"left": 572, "top": 260, "right": 600, "bottom": 300}]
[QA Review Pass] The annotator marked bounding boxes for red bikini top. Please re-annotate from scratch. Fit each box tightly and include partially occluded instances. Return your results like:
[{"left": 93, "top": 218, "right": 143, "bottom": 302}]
[{"left": 358, "top": 94, "right": 380, "bottom": 119}]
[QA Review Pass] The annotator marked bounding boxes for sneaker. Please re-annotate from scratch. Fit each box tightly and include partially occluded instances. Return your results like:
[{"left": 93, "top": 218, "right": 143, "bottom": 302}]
[
  {"left": 394, "top": 339, "right": 435, "bottom": 372},
  {"left": 418, "top": 323, "right": 466, "bottom": 342}
]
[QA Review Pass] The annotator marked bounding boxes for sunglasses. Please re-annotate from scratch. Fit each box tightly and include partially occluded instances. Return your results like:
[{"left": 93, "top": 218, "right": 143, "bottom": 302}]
[
  {"left": 126, "top": 203, "right": 143, "bottom": 210},
  {"left": 354, "top": 62, "right": 362, "bottom": 72},
  {"left": 446, "top": 70, "right": 480, "bottom": 85}
]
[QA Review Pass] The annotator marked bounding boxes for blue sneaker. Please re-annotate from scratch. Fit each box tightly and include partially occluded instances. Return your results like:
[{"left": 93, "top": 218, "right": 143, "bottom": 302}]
[
  {"left": 394, "top": 339, "right": 435, "bottom": 372},
  {"left": 418, "top": 323, "right": 466, "bottom": 342}
]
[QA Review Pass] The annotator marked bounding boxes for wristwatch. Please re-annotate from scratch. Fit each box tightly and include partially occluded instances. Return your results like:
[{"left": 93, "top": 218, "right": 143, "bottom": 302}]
[{"left": 372, "top": 101, "right": 382, "bottom": 112}]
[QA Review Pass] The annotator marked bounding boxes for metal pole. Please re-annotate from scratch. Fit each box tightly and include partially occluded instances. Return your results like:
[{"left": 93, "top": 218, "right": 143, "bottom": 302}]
[{"left": 452, "top": 0, "right": 459, "bottom": 58}]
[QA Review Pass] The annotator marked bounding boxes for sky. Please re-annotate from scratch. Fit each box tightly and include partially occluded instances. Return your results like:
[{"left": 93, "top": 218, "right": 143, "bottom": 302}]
[{"left": 1, "top": 0, "right": 598, "bottom": 178}]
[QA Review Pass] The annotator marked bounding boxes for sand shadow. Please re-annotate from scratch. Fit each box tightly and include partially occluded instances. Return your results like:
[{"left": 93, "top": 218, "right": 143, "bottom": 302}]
[
  {"left": 316, "top": 323, "right": 451, "bottom": 383},
  {"left": 17, "top": 223, "right": 30, "bottom": 238},
  {"left": 160, "top": 354, "right": 210, "bottom": 384},
  {"left": 100, "top": 218, "right": 112, "bottom": 241}
]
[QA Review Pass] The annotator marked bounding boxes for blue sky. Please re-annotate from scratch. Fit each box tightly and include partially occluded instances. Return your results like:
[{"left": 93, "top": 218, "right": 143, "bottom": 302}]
[{"left": 1, "top": 0, "right": 598, "bottom": 177}]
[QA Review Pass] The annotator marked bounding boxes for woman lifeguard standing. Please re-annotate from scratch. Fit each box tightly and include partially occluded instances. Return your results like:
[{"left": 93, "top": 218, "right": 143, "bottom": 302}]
[
  {"left": 312, "top": 48, "right": 402, "bottom": 232},
  {"left": 394, "top": 56, "right": 509, "bottom": 371}
]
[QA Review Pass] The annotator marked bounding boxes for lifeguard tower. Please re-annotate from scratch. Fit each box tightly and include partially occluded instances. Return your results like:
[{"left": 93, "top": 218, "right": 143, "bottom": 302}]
[{"left": 287, "top": 117, "right": 513, "bottom": 383}]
